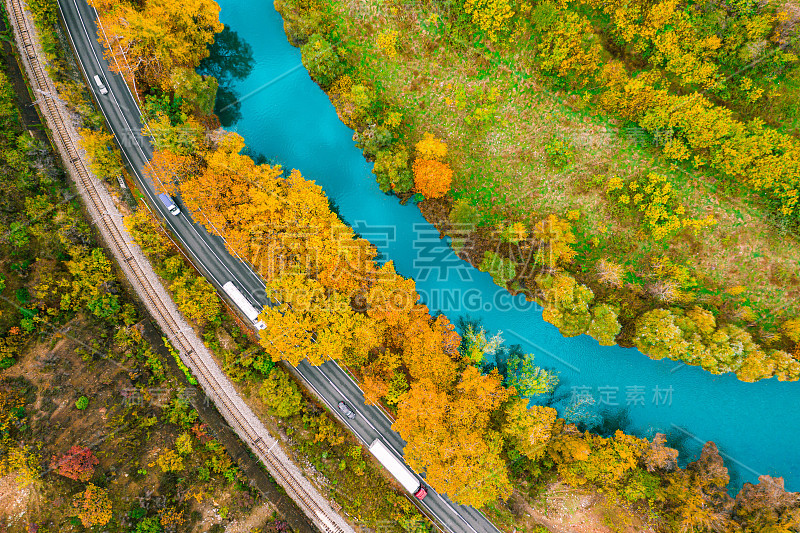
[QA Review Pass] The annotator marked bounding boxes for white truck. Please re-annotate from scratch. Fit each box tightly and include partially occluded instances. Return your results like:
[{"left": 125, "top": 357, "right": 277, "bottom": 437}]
[
  {"left": 222, "top": 281, "right": 266, "bottom": 330},
  {"left": 369, "top": 439, "right": 427, "bottom": 500}
]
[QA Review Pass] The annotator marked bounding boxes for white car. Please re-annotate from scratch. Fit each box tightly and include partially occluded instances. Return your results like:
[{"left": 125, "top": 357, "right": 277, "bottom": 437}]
[
  {"left": 337, "top": 401, "right": 356, "bottom": 420},
  {"left": 93, "top": 74, "right": 108, "bottom": 95}
]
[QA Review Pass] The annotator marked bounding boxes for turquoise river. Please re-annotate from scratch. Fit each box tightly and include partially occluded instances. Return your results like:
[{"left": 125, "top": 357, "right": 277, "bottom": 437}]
[{"left": 210, "top": 0, "right": 799, "bottom": 493}]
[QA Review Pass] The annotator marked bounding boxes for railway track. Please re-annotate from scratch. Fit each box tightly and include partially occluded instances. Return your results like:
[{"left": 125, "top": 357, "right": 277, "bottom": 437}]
[{"left": 6, "top": 2, "right": 349, "bottom": 531}]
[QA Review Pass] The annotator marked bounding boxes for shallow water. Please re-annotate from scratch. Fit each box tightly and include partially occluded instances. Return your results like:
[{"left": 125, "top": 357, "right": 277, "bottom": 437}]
[{"left": 211, "top": 0, "right": 800, "bottom": 492}]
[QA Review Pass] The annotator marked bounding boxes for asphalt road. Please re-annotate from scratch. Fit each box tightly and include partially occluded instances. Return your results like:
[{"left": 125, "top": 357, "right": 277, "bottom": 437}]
[{"left": 56, "top": 2, "right": 502, "bottom": 532}]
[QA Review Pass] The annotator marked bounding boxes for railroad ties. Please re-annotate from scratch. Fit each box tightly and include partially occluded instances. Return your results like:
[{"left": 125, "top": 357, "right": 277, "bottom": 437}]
[{"left": 6, "top": 2, "right": 348, "bottom": 531}]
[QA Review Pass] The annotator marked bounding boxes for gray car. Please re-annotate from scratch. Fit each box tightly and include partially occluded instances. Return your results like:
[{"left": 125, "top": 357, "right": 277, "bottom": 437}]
[{"left": 337, "top": 401, "right": 356, "bottom": 420}]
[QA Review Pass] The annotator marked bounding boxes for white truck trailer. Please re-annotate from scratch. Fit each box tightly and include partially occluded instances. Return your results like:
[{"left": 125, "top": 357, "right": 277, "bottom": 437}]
[
  {"left": 369, "top": 439, "right": 427, "bottom": 499},
  {"left": 222, "top": 281, "right": 267, "bottom": 330}
]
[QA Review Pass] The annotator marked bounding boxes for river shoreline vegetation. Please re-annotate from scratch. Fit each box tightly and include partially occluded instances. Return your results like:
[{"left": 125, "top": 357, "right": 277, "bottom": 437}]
[
  {"left": 75, "top": 0, "right": 800, "bottom": 531},
  {"left": 274, "top": 0, "right": 800, "bottom": 384}
]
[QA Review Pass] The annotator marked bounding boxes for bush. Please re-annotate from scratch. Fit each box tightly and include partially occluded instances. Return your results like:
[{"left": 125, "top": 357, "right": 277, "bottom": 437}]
[{"left": 75, "top": 396, "right": 89, "bottom": 410}]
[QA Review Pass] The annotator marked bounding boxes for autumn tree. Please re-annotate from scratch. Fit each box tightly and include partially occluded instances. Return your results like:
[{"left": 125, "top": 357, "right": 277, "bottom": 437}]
[
  {"left": 558, "top": 431, "right": 648, "bottom": 489},
  {"left": 641, "top": 433, "right": 678, "bottom": 473},
  {"left": 415, "top": 132, "right": 447, "bottom": 160},
  {"left": 91, "top": 0, "right": 223, "bottom": 85},
  {"left": 50, "top": 446, "right": 99, "bottom": 481},
  {"left": 63, "top": 248, "right": 120, "bottom": 320},
  {"left": 366, "top": 261, "right": 420, "bottom": 330},
  {"left": 258, "top": 367, "right": 304, "bottom": 418},
  {"left": 124, "top": 208, "right": 173, "bottom": 262},
  {"left": 258, "top": 273, "right": 377, "bottom": 366},
  {"left": 78, "top": 128, "right": 122, "bottom": 180},
  {"left": 596, "top": 259, "right": 624, "bottom": 287},
  {"left": 463, "top": 0, "right": 516, "bottom": 42},
  {"left": 170, "top": 272, "right": 221, "bottom": 327},
  {"left": 782, "top": 318, "right": 800, "bottom": 344},
  {"left": 76, "top": 484, "right": 112, "bottom": 528},
  {"left": 156, "top": 448, "right": 185, "bottom": 472},
  {"left": 145, "top": 149, "right": 198, "bottom": 196},
  {"left": 502, "top": 398, "right": 557, "bottom": 461},
  {"left": 661, "top": 442, "right": 735, "bottom": 533},
  {"left": 393, "top": 370, "right": 514, "bottom": 507},
  {"left": 733, "top": 475, "right": 800, "bottom": 533},
  {"left": 401, "top": 311, "right": 459, "bottom": 388},
  {"left": 412, "top": 158, "right": 453, "bottom": 199},
  {"left": 531, "top": 214, "right": 576, "bottom": 266}
]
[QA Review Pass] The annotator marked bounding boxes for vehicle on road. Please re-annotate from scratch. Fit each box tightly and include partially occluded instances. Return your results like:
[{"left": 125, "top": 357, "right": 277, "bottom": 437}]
[
  {"left": 222, "top": 281, "right": 267, "bottom": 330},
  {"left": 368, "top": 439, "right": 427, "bottom": 499},
  {"left": 158, "top": 193, "right": 181, "bottom": 216},
  {"left": 92, "top": 74, "right": 108, "bottom": 95},
  {"left": 337, "top": 401, "right": 356, "bottom": 419}
]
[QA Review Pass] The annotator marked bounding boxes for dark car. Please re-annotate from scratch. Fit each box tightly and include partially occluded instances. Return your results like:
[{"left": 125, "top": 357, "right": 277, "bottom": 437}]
[{"left": 337, "top": 401, "right": 356, "bottom": 420}]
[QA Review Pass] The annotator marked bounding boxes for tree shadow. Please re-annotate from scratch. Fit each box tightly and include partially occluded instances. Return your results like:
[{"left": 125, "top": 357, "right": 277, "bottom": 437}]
[{"left": 199, "top": 24, "right": 255, "bottom": 127}]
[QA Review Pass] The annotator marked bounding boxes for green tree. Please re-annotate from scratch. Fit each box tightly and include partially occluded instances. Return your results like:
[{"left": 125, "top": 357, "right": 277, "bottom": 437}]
[
  {"left": 300, "top": 33, "right": 346, "bottom": 87},
  {"left": 479, "top": 251, "right": 516, "bottom": 287},
  {"left": 75, "top": 396, "right": 89, "bottom": 410},
  {"left": 6, "top": 222, "right": 29, "bottom": 248},
  {"left": 134, "top": 516, "right": 162, "bottom": 533},
  {"left": 539, "top": 274, "right": 594, "bottom": 337},
  {"left": 505, "top": 351, "right": 558, "bottom": 396},
  {"left": 586, "top": 304, "right": 621, "bottom": 346}
]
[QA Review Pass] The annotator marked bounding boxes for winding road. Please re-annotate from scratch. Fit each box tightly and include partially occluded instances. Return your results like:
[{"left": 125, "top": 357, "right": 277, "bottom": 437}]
[{"left": 53, "top": 1, "right": 504, "bottom": 532}]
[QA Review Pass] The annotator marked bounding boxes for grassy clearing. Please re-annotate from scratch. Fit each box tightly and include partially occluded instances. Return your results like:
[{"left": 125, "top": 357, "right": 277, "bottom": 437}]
[{"left": 308, "top": 0, "right": 800, "bottom": 339}]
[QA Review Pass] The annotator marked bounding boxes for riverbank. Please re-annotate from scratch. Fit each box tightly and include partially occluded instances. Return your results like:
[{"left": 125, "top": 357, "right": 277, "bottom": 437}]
[{"left": 275, "top": 0, "right": 800, "bottom": 384}]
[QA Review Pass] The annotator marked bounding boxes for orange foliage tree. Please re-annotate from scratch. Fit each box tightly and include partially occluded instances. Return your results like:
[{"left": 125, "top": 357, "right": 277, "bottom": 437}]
[
  {"left": 412, "top": 158, "right": 453, "bottom": 199},
  {"left": 393, "top": 369, "right": 514, "bottom": 507}
]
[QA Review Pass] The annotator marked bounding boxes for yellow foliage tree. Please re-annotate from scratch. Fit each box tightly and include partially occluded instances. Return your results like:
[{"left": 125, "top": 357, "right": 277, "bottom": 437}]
[
  {"left": 76, "top": 484, "right": 112, "bottom": 528},
  {"left": 156, "top": 448, "right": 185, "bottom": 472},
  {"left": 78, "top": 128, "right": 122, "bottom": 180},
  {"left": 91, "top": 0, "right": 223, "bottom": 86},
  {"left": 415, "top": 132, "right": 447, "bottom": 160},
  {"left": 463, "top": 0, "right": 516, "bottom": 42}
]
